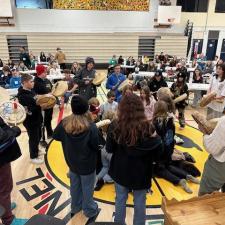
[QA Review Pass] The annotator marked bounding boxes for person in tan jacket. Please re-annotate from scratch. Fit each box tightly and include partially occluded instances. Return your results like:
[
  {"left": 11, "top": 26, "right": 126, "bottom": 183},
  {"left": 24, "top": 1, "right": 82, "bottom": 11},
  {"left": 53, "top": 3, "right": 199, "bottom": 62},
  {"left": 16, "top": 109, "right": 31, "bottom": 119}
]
[{"left": 55, "top": 47, "right": 66, "bottom": 70}]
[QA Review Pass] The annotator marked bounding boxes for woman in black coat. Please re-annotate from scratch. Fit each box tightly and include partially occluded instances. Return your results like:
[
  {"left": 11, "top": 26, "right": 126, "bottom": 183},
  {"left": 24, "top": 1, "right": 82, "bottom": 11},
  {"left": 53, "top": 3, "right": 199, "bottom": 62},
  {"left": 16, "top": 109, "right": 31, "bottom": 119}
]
[{"left": 106, "top": 93, "right": 163, "bottom": 225}]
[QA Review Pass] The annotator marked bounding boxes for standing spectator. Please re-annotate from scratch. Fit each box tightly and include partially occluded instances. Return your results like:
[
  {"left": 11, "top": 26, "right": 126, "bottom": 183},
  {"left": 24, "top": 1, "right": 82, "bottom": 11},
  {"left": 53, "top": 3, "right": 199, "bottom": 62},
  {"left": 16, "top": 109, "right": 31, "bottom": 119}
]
[
  {"left": 19, "top": 47, "right": 31, "bottom": 69},
  {"left": 106, "top": 93, "right": 162, "bottom": 225},
  {"left": 106, "top": 64, "right": 126, "bottom": 102},
  {"left": 40, "top": 52, "right": 47, "bottom": 62},
  {"left": 55, "top": 47, "right": 66, "bottom": 70},
  {"left": 192, "top": 69, "right": 203, "bottom": 107},
  {"left": 0, "top": 117, "right": 22, "bottom": 225},
  {"left": 206, "top": 63, "right": 225, "bottom": 120}
]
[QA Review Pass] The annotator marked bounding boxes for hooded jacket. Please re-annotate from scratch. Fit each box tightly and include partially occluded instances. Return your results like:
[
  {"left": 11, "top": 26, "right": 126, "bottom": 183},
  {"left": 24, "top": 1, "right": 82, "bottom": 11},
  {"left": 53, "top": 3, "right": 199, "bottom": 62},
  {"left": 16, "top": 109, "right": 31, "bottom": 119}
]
[
  {"left": 53, "top": 121, "right": 99, "bottom": 175},
  {"left": 106, "top": 122, "right": 163, "bottom": 190}
]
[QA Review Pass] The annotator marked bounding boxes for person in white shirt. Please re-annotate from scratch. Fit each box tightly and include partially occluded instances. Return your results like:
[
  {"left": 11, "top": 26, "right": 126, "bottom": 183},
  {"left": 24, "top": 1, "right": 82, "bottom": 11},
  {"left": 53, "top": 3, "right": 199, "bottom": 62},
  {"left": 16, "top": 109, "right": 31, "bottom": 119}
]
[
  {"left": 198, "top": 116, "right": 225, "bottom": 196},
  {"left": 206, "top": 63, "right": 225, "bottom": 120},
  {"left": 99, "top": 90, "right": 118, "bottom": 120},
  {"left": 49, "top": 62, "right": 61, "bottom": 76}
]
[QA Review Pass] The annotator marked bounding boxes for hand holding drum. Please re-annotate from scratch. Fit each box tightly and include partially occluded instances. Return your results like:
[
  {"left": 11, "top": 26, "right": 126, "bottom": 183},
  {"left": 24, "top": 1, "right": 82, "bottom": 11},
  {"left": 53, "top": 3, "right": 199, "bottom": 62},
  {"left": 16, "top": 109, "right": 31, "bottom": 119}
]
[{"left": 199, "top": 92, "right": 217, "bottom": 107}]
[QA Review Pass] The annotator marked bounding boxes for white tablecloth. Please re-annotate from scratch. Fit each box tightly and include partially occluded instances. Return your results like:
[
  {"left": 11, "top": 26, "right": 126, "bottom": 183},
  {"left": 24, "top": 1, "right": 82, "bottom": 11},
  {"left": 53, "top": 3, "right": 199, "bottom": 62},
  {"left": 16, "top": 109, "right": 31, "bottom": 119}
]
[
  {"left": 167, "top": 82, "right": 209, "bottom": 91},
  {"left": 121, "top": 65, "right": 135, "bottom": 69},
  {"left": 165, "top": 66, "right": 196, "bottom": 72},
  {"left": 132, "top": 72, "right": 168, "bottom": 78},
  {"left": 6, "top": 88, "right": 18, "bottom": 96},
  {"left": 20, "top": 70, "right": 37, "bottom": 74}
]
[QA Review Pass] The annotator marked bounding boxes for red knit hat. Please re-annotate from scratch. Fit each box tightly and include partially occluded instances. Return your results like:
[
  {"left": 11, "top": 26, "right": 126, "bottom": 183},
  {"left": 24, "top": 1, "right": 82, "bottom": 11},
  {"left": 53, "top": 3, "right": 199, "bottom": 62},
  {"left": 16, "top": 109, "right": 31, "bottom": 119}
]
[{"left": 36, "top": 64, "right": 46, "bottom": 76}]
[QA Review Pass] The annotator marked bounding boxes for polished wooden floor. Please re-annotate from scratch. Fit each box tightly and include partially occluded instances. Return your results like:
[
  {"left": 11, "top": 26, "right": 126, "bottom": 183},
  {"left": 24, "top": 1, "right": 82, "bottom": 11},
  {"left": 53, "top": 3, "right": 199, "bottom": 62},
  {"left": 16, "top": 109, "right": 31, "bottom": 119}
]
[{"left": 7, "top": 78, "right": 208, "bottom": 225}]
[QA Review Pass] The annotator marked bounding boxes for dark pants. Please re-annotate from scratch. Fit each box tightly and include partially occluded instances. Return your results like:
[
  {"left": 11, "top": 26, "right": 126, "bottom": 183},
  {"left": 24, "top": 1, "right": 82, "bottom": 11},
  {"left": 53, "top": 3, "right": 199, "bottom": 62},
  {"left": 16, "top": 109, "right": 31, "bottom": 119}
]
[
  {"left": 59, "top": 63, "right": 66, "bottom": 70},
  {"left": 44, "top": 108, "right": 53, "bottom": 137},
  {"left": 24, "top": 123, "right": 41, "bottom": 159},
  {"left": 154, "top": 164, "right": 187, "bottom": 185},
  {"left": 177, "top": 107, "right": 185, "bottom": 128},
  {"left": 0, "top": 163, "right": 14, "bottom": 225}
]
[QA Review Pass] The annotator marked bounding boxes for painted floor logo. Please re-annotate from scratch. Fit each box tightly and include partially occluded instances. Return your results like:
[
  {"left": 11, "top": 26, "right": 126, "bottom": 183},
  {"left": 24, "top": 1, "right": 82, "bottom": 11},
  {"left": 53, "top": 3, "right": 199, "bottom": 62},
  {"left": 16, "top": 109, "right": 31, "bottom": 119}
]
[{"left": 45, "top": 124, "right": 208, "bottom": 207}]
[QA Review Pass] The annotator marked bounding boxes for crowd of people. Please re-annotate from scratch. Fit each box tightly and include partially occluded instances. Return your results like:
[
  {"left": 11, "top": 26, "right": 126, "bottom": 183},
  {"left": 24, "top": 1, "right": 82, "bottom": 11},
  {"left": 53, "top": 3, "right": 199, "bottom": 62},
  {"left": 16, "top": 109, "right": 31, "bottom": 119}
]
[{"left": 1, "top": 49, "right": 225, "bottom": 225}]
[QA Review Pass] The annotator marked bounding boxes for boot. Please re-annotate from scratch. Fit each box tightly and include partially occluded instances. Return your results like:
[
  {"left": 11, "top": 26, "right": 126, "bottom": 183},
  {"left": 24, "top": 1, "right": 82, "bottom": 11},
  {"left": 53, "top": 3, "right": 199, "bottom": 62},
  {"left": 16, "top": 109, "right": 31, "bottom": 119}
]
[{"left": 186, "top": 175, "right": 200, "bottom": 184}]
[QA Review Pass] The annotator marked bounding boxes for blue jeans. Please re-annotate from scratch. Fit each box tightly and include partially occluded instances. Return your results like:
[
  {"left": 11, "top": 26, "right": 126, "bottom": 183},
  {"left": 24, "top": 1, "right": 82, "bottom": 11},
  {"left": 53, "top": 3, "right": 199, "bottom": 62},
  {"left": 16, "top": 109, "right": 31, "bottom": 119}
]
[
  {"left": 114, "top": 183, "right": 147, "bottom": 225},
  {"left": 97, "top": 147, "right": 113, "bottom": 183},
  {"left": 70, "top": 171, "right": 98, "bottom": 218}
]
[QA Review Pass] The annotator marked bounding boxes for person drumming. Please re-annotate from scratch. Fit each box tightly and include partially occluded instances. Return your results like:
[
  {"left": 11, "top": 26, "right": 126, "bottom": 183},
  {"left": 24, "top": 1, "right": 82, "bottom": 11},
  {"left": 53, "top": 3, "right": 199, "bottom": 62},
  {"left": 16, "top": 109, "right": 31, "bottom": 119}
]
[
  {"left": 18, "top": 74, "right": 44, "bottom": 164},
  {"left": 106, "top": 64, "right": 126, "bottom": 102},
  {"left": 75, "top": 57, "right": 97, "bottom": 101},
  {"left": 34, "top": 64, "right": 53, "bottom": 145}
]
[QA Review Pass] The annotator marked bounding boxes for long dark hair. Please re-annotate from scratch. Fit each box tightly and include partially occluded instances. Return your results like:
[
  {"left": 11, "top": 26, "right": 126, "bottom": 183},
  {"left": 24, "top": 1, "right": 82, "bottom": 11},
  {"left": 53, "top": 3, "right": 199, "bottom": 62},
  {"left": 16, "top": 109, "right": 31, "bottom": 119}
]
[
  {"left": 113, "top": 93, "right": 154, "bottom": 146},
  {"left": 216, "top": 63, "right": 225, "bottom": 82}
]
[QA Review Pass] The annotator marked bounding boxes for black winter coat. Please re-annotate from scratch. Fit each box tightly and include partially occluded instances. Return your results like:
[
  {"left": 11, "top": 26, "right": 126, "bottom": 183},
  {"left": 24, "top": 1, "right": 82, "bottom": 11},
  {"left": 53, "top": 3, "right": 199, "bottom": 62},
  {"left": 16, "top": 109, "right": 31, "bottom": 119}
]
[{"left": 106, "top": 122, "right": 163, "bottom": 190}]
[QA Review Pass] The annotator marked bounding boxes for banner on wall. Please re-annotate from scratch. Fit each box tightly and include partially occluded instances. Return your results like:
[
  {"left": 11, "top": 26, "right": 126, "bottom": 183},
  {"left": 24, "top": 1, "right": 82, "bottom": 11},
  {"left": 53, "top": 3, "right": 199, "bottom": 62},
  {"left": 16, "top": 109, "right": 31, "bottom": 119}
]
[{"left": 53, "top": 0, "right": 150, "bottom": 11}]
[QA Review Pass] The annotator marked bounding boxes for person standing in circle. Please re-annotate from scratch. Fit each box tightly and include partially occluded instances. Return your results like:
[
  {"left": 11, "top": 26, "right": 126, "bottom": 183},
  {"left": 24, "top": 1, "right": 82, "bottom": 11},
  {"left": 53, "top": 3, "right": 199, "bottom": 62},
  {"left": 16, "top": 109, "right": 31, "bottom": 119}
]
[
  {"left": 75, "top": 57, "right": 97, "bottom": 101},
  {"left": 53, "top": 95, "right": 100, "bottom": 221},
  {"left": 106, "top": 93, "right": 163, "bottom": 225},
  {"left": 106, "top": 64, "right": 126, "bottom": 102}
]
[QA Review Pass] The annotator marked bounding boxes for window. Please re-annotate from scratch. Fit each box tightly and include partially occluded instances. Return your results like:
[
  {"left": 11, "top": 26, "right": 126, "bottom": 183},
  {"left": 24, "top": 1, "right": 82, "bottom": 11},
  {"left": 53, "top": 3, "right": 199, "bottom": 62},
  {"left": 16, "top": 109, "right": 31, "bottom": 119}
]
[
  {"left": 177, "top": 0, "right": 208, "bottom": 12},
  {"left": 215, "top": 0, "right": 225, "bottom": 13},
  {"left": 15, "top": 0, "right": 53, "bottom": 9}
]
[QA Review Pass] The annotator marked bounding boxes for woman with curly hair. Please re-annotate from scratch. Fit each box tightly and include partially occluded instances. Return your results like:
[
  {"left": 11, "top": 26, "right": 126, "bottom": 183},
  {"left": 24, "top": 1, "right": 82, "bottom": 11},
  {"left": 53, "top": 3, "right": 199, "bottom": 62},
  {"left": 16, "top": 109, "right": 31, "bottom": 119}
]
[{"left": 106, "top": 93, "right": 163, "bottom": 225}]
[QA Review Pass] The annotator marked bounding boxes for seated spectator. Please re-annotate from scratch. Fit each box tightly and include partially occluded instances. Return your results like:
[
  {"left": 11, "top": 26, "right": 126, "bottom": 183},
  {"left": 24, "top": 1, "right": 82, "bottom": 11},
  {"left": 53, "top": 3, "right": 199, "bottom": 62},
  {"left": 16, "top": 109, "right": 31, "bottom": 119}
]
[
  {"left": 18, "top": 61, "right": 28, "bottom": 72},
  {"left": 49, "top": 61, "right": 61, "bottom": 76},
  {"left": 71, "top": 62, "right": 82, "bottom": 77},
  {"left": 7, "top": 59, "right": 15, "bottom": 70},
  {"left": 203, "top": 61, "right": 214, "bottom": 74},
  {"left": 9, "top": 68, "right": 21, "bottom": 89},
  {"left": 30, "top": 55, "right": 37, "bottom": 69},
  {"left": 40, "top": 51, "right": 47, "bottom": 62},
  {"left": 148, "top": 61, "right": 157, "bottom": 72},
  {"left": 158, "top": 52, "right": 165, "bottom": 62},
  {"left": 109, "top": 55, "right": 117, "bottom": 67},
  {"left": 0, "top": 66, "right": 12, "bottom": 88},
  {"left": 0, "top": 58, "right": 3, "bottom": 67},
  {"left": 118, "top": 55, "right": 124, "bottom": 65}
]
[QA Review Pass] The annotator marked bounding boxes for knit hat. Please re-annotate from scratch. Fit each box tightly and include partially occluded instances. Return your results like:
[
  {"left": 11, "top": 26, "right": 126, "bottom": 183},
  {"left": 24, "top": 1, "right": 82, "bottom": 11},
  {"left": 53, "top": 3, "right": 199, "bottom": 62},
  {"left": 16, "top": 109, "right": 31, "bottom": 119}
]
[
  {"left": 71, "top": 95, "right": 89, "bottom": 115},
  {"left": 36, "top": 64, "right": 46, "bottom": 76}
]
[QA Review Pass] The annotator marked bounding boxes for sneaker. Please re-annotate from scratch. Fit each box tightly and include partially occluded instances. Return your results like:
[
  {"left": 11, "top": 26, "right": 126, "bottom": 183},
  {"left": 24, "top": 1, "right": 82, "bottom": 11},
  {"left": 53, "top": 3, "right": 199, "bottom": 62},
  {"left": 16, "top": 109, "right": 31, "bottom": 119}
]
[
  {"left": 174, "top": 135, "right": 184, "bottom": 144},
  {"left": 86, "top": 208, "right": 101, "bottom": 224},
  {"left": 94, "top": 179, "right": 104, "bottom": 191},
  {"left": 186, "top": 175, "right": 200, "bottom": 184},
  {"left": 183, "top": 152, "right": 196, "bottom": 163},
  {"left": 30, "top": 157, "right": 44, "bottom": 164},
  {"left": 11, "top": 202, "right": 17, "bottom": 210},
  {"left": 179, "top": 179, "right": 193, "bottom": 194}
]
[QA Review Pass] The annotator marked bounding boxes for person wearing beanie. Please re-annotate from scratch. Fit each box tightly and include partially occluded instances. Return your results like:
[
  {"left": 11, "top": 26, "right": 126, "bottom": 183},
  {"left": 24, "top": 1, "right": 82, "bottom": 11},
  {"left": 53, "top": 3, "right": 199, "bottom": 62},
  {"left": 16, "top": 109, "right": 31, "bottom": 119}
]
[
  {"left": 75, "top": 57, "right": 97, "bottom": 100},
  {"left": 170, "top": 72, "right": 189, "bottom": 129},
  {"left": 34, "top": 64, "right": 53, "bottom": 146},
  {"left": 53, "top": 95, "right": 100, "bottom": 221},
  {"left": 148, "top": 70, "right": 168, "bottom": 100}
]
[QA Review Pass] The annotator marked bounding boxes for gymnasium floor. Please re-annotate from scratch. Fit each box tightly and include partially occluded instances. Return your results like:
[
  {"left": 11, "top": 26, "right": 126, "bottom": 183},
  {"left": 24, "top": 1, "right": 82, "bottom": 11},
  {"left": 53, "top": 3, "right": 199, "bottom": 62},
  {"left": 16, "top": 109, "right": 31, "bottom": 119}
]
[{"left": 10, "top": 75, "right": 208, "bottom": 225}]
